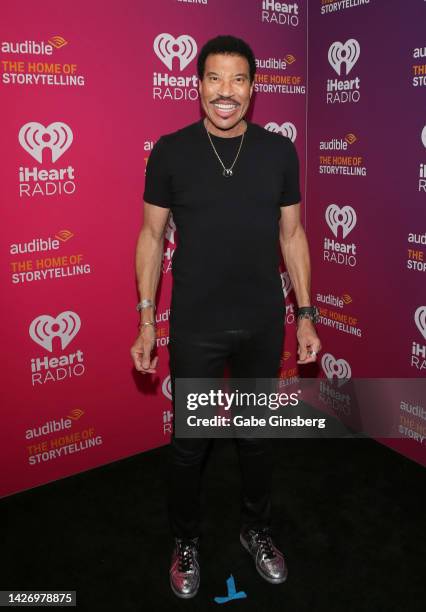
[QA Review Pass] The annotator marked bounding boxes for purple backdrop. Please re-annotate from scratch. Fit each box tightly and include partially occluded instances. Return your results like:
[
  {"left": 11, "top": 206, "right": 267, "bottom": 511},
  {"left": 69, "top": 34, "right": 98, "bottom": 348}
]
[{"left": 307, "top": 0, "right": 426, "bottom": 465}]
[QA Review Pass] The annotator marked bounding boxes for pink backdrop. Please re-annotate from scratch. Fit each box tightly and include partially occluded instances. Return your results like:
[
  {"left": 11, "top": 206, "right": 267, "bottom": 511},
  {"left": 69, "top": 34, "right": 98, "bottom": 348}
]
[{"left": 1, "top": 0, "right": 307, "bottom": 498}]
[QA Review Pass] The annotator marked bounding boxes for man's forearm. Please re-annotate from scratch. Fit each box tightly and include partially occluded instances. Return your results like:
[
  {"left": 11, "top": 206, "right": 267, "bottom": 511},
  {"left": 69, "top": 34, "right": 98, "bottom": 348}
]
[
  {"left": 280, "top": 225, "right": 312, "bottom": 307},
  {"left": 135, "top": 228, "right": 164, "bottom": 322}
]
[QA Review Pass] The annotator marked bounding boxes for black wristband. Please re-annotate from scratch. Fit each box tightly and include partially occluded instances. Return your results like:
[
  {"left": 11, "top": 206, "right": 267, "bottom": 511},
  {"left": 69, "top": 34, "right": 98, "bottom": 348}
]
[{"left": 297, "top": 306, "right": 319, "bottom": 323}]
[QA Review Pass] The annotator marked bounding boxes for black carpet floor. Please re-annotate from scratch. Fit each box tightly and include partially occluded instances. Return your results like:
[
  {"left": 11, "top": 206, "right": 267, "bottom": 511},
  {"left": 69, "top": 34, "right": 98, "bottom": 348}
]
[{"left": 1, "top": 438, "right": 424, "bottom": 612}]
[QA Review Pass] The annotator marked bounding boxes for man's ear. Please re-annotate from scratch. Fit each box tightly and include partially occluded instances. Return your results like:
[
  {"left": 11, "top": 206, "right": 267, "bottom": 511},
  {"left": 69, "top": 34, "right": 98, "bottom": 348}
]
[{"left": 249, "top": 82, "right": 254, "bottom": 98}]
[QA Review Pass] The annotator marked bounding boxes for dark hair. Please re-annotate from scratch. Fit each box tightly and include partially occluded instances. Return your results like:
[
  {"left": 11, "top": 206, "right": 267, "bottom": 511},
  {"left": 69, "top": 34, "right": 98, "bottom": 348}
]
[{"left": 197, "top": 35, "right": 256, "bottom": 83}]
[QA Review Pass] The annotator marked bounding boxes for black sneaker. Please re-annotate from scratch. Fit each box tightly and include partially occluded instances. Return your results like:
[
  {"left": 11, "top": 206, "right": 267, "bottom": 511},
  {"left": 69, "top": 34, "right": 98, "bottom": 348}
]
[
  {"left": 169, "top": 537, "right": 200, "bottom": 598},
  {"left": 240, "top": 527, "right": 288, "bottom": 584}
]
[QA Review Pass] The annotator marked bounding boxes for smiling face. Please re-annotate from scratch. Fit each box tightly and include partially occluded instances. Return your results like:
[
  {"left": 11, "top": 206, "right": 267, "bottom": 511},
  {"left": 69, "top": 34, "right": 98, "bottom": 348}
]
[{"left": 198, "top": 53, "right": 254, "bottom": 137}]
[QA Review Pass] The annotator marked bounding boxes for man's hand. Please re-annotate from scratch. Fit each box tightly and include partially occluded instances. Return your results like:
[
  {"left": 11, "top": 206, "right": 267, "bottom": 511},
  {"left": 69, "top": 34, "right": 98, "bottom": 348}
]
[
  {"left": 296, "top": 319, "right": 322, "bottom": 364},
  {"left": 130, "top": 326, "right": 159, "bottom": 374}
]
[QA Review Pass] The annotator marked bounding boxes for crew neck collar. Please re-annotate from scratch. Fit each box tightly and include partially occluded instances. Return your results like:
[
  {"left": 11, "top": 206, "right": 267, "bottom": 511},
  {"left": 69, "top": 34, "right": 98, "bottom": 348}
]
[{"left": 199, "top": 118, "right": 250, "bottom": 140}]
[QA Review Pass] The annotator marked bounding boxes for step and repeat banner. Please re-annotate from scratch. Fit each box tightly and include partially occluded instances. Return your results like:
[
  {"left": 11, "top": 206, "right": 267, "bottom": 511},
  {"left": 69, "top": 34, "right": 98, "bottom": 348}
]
[
  {"left": 307, "top": 0, "right": 425, "bottom": 465},
  {"left": 0, "top": 0, "right": 307, "bottom": 497}
]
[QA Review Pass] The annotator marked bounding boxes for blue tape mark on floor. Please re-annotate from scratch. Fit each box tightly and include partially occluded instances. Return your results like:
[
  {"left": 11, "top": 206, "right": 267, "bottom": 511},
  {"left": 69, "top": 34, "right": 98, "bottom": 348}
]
[{"left": 214, "top": 574, "right": 247, "bottom": 604}]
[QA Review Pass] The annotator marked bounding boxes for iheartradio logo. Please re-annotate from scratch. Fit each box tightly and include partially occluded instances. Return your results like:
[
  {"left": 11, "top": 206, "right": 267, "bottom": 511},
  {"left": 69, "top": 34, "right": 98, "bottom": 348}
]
[
  {"left": 328, "top": 39, "right": 360, "bottom": 76},
  {"left": 19, "top": 121, "right": 73, "bottom": 163},
  {"left": 421, "top": 125, "right": 426, "bottom": 149},
  {"left": 280, "top": 271, "right": 293, "bottom": 298},
  {"left": 321, "top": 353, "right": 351, "bottom": 386},
  {"left": 153, "top": 33, "right": 197, "bottom": 71},
  {"left": 264, "top": 121, "right": 297, "bottom": 142},
  {"left": 414, "top": 306, "right": 426, "bottom": 340},
  {"left": 165, "top": 214, "right": 176, "bottom": 244},
  {"left": 162, "top": 375, "right": 173, "bottom": 400},
  {"left": 29, "top": 311, "right": 81, "bottom": 352},
  {"left": 325, "top": 204, "right": 357, "bottom": 239}
]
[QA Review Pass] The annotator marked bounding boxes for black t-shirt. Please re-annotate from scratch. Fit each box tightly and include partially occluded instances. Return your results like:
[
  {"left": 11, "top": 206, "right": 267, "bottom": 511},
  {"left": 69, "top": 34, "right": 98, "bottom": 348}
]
[{"left": 143, "top": 119, "right": 301, "bottom": 332}]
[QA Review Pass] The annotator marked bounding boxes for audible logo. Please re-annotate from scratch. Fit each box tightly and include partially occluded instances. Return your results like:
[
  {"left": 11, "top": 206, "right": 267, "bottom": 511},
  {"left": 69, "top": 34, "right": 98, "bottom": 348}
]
[
  {"left": 1, "top": 36, "right": 86, "bottom": 88},
  {"left": 316, "top": 292, "right": 361, "bottom": 337},
  {"left": 25, "top": 409, "right": 85, "bottom": 443},
  {"left": 408, "top": 232, "right": 426, "bottom": 246},
  {"left": 319, "top": 133, "right": 357, "bottom": 151},
  {"left": 255, "top": 54, "right": 295, "bottom": 71},
  {"left": 26, "top": 417, "right": 73, "bottom": 441},
  {"left": 68, "top": 408, "right": 84, "bottom": 420},
  {"left": 10, "top": 230, "right": 73, "bottom": 255},
  {"left": 48, "top": 36, "right": 68, "bottom": 49},
  {"left": 29, "top": 311, "right": 86, "bottom": 385},
  {"left": 1, "top": 36, "right": 67, "bottom": 55},
  {"left": 319, "top": 132, "right": 366, "bottom": 176},
  {"left": 326, "top": 39, "right": 361, "bottom": 105},
  {"left": 156, "top": 308, "right": 171, "bottom": 348},
  {"left": 412, "top": 46, "right": 426, "bottom": 88},
  {"left": 153, "top": 33, "right": 198, "bottom": 101},
  {"left": 18, "top": 121, "right": 76, "bottom": 198},
  {"left": 25, "top": 408, "right": 103, "bottom": 466},
  {"left": 255, "top": 48, "right": 304, "bottom": 95},
  {"left": 407, "top": 231, "right": 426, "bottom": 273},
  {"left": 9, "top": 229, "right": 91, "bottom": 285},
  {"left": 316, "top": 292, "right": 352, "bottom": 309}
]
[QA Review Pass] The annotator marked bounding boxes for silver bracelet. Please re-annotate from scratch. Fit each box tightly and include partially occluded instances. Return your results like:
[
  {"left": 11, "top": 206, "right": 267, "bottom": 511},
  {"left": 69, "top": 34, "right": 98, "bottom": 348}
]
[{"left": 136, "top": 299, "right": 155, "bottom": 312}]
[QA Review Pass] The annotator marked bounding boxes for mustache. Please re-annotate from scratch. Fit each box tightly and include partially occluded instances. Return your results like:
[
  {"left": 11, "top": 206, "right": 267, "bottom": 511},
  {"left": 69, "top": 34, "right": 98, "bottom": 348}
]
[{"left": 210, "top": 98, "right": 240, "bottom": 105}]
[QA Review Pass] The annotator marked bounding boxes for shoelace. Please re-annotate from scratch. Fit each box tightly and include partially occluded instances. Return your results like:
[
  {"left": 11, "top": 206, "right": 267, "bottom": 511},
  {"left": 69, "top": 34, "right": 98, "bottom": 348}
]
[
  {"left": 177, "top": 539, "right": 197, "bottom": 572},
  {"left": 253, "top": 529, "right": 276, "bottom": 560}
]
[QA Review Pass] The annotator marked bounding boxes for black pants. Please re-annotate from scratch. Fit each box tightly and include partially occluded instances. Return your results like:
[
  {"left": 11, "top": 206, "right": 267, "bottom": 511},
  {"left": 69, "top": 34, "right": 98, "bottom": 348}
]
[{"left": 167, "top": 320, "right": 284, "bottom": 538}]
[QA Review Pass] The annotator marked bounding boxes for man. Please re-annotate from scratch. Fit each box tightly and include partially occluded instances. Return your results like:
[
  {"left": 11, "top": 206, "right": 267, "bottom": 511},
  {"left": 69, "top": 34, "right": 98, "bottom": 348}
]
[{"left": 130, "top": 35, "right": 321, "bottom": 599}]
